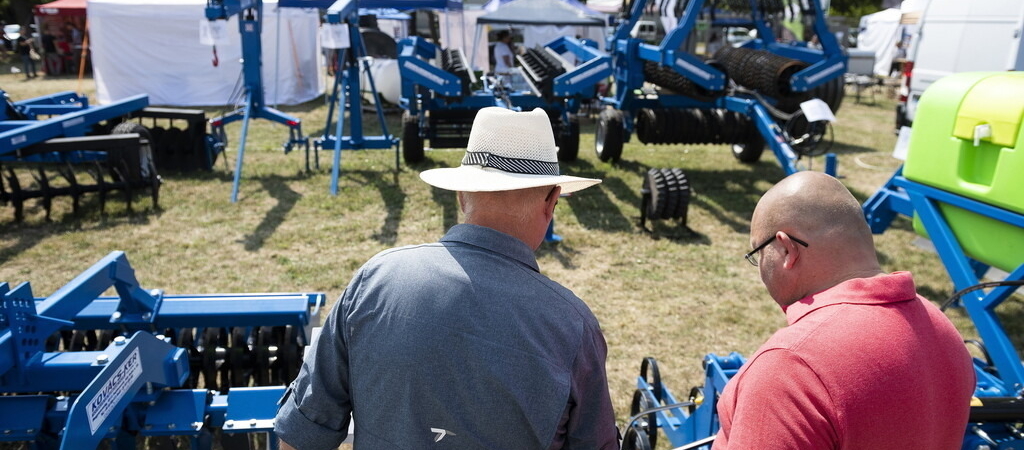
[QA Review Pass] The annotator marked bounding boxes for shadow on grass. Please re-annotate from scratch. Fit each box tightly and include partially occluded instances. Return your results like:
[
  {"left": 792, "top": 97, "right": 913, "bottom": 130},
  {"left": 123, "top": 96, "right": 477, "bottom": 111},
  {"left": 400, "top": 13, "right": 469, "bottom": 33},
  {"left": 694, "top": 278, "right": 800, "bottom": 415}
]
[
  {"left": 564, "top": 157, "right": 782, "bottom": 236},
  {"left": 642, "top": 222, "right": 712, "bottom": 244},
  {"left": 347, "top": 170, "right": 407, "bottom": 246},
  {"left": 0, "top": 196, "right": 158, "bottom": 265},
  {"left": 430, "top": 186, "right": 459, "bottom": 231},
  {"left": 829, "top": 142, "right": 880, "bottom": 155},
  {"left": 538, "top": 240, "right": 581, "bottom": 270},
  {"left": 242, "top": 174, "right": 302, "bottom": 251}
]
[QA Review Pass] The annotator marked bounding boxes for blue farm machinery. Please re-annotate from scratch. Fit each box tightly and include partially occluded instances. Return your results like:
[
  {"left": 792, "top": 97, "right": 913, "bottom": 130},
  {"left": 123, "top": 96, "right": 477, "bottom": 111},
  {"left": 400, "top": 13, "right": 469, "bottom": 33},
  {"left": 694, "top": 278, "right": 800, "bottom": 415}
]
[
  {"left": 595, "top": 0, "right": 846, "bottom": 175},
  {"left": 204, "top": 0, "right": 311, "bottom": 202},
  {"left": 623, "top": 72, "right": 1024, "bottom": 450},
  {"left": 206, "top": 0, "right": 432, "bottom": 198},
  {"left": 0, "top": 90, "right": 220, "bottom": 221},
  {"left": 0, "top": 251, "right": 323, "bottom": 449},
  {"left": 396, "top": 2, "right": 610, "bottom": 163}
]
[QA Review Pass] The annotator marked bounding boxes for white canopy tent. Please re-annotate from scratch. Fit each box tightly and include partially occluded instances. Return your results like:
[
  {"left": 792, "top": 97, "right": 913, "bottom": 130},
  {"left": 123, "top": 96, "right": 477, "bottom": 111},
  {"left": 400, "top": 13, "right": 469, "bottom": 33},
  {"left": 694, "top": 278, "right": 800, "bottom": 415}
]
[
  {"left": 855, "top": 7, "right": 901, "bottom": 76},
  {"left": 473, "top": 0, "right": 608, "bottom": 71},
  {"left": 88, "top": 0, "right": 324, "bottom": 106},
  {"left": 855, "top": 0, "right": 930, "bottom": 77}
]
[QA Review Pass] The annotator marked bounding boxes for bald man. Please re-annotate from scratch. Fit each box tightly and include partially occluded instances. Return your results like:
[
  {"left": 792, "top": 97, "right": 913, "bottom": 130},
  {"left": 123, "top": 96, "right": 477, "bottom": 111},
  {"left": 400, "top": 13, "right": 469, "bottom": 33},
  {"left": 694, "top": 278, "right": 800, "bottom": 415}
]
[{"left": 712, "top": 172, "right": 975, "bottom": 450}]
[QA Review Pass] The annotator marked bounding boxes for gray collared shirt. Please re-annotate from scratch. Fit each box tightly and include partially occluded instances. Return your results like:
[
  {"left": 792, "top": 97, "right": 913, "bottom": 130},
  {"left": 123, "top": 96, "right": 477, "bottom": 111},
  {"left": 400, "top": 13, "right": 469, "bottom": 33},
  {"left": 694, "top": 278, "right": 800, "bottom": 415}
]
[{"left": 275, "top": 224, "right": 618, "bottom": 449}]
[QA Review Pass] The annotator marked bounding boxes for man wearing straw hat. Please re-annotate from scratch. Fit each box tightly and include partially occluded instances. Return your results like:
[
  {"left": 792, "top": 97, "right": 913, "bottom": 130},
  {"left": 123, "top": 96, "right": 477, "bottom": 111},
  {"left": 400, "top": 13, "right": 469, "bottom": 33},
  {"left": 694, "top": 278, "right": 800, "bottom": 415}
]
[{"left": 275, "top": 107, "right": 618, "bottom": 450}]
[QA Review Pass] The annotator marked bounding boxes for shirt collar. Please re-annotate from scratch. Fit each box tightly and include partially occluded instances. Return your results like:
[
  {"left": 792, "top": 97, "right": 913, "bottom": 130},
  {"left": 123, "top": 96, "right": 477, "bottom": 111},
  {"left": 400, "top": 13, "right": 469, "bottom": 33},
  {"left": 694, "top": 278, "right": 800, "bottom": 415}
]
[
  {"left": 440, "top": 223, "right": 540, "bottom": 272},
  {"left": 782, "top": 271, "right": 918, "bottom": 325}
]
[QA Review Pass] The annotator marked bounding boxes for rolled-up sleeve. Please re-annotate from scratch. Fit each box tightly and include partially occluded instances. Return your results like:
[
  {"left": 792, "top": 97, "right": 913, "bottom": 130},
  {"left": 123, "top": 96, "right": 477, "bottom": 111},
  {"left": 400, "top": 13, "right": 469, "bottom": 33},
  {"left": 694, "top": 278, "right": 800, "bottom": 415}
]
[{"left": 275, "top": 273, "right": 361, "bottom": 450}]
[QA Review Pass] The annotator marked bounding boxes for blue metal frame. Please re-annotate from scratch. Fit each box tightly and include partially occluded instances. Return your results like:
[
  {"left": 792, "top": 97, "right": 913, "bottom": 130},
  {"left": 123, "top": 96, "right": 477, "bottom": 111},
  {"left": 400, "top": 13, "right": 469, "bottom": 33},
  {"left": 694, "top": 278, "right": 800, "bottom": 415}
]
[
  {"left": 602, "top": 0, "right": 844, "bottom": 176},
  {"left": 319, "top": 0, "right": 400, "bottom": 195},
  {"left": 863, "top": 168, "right": 1024, "bottom": 449},
  {"left": 0, "top": 251, "right": 325, "bottom": 449},
  {"left": 0, "top": 92, "right": 149, "bottom": 162},
  {"left": 206, "top": 0, "right": 310, "bottom": 203},
  {"left": 633, "top": 353, "right": 744, "bottom": 448},
  {"left": 863, "top": 171, "right": 1024, "bottom": 392},
  {"left": 639, "top": 165, "right": 1024, "bottom": 449},
  {"left": 397, "top": 34, "right": 608, "bottom": 149}
]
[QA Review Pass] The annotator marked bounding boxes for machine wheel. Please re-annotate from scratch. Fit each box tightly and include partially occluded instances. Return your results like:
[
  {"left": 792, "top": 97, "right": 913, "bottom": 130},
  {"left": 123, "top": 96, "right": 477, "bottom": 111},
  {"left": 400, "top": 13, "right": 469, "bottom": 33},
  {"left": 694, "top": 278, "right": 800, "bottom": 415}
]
[
  {"left": 621, "top": 425, "right": 653, "bottom": 450},
  {"left": 596, "top": 108, "right": 624, "bottom": 162},
  {"left": 644, "top": 169, "right": 690, "bottom": 222},
  {"left": 640, "top": 356, "right": 664, "bottom": 402},
  {"left": 402, "top": 112, "right": 424, "bottom": 164},
  {"left": 110, "top": 121, "right": 155, "bottom": 183},
  {"left": 731, "top": 126, "right": 765, "bottom": 163},
  {"left": 556, "top": 115, "right": 580, "bottom": 162},
  {"left": 629, "top": 388, "right": 658, "bottom": 450}
]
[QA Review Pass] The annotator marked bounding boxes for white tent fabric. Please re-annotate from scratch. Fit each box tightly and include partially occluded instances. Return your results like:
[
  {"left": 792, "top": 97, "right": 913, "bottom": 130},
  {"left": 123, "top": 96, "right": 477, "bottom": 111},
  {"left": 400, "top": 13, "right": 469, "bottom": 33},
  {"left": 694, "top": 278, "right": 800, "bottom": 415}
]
[
  {"left": 89, "top": 0, "right": 324, "bottom": 106},
  {"left": 855, "top": 7, "right": 901, "bottom": 76},
  {"left": 584, "top": 0, "right": 620, "bottom": 13}
]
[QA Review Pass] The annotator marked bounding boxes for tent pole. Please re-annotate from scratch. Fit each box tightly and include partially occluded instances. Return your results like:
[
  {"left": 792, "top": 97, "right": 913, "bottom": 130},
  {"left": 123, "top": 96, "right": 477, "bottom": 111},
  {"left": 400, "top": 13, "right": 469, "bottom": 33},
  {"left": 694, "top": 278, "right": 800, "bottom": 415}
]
[
  {"left": 472, "top": 24, "right": 482, "bottom": 72},
  {"left": 77, "top": 18, "right": 88, "bottom": 93},
  {"left": 274, "top": 5, "right": 281, "bottom": 109}
]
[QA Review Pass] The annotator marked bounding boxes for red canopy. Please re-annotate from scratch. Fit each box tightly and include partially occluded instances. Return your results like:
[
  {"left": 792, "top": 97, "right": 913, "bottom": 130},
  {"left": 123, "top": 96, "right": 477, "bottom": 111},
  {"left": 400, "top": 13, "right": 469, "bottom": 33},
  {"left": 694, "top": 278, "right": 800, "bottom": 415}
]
[{"left": 34, "top": 0, "right": 87, "bottom": 17}]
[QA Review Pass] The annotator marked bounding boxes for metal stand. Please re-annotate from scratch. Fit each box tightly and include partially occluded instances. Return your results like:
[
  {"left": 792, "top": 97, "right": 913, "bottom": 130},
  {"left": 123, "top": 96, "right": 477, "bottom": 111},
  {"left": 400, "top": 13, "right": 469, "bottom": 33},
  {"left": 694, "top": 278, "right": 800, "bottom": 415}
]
[{"left": 206, "top": 0, "right": 309, "bottom": 203}]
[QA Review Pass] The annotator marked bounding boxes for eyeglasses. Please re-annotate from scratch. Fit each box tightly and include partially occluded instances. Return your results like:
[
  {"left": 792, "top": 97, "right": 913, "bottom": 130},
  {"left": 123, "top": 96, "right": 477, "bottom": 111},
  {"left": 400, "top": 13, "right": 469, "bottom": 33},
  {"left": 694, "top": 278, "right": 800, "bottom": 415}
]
[{"left": 744, "top": 233, "right": 809, "bottom": 266}]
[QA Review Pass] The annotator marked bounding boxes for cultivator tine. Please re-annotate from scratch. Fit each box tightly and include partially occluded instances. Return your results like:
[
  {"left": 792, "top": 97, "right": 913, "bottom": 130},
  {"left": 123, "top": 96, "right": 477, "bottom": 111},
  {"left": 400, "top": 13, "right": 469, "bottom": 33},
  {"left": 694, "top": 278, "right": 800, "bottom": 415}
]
[
  {"left": 58, "top": 163, "right": 82, "bottom": 215},
  {"left": 0, "top": 164, "right": 6, "bottom": 207},
  {"left": 6, "top": 167, "right": 24, "bottom": 221},
  {"left": 90, "top": 162, "right": 108, "bottom": 215},
  {"left": 32, "top": 167, "right": 53, "bottom": 220},
  {"left": 149, "top": 160, "right": 160, "bottom": 209},
  {"left": 112, "top": 162, "right": 135, "bottom": 213}
]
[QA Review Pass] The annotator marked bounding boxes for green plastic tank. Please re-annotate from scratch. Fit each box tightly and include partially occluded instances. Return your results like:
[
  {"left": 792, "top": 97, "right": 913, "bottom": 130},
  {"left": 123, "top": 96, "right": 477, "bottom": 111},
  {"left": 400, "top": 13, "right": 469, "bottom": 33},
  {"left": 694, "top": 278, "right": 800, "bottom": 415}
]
[{"left": 904, "top": 71, "right": 1024, "bottom": 272}]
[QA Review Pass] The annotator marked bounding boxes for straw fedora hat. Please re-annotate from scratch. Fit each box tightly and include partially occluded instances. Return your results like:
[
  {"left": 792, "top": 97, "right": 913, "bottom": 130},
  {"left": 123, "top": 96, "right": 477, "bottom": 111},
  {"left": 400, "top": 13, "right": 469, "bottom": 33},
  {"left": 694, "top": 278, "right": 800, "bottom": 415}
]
[{"left": 420, "top": 107, "right": 601, "bottom": 193}]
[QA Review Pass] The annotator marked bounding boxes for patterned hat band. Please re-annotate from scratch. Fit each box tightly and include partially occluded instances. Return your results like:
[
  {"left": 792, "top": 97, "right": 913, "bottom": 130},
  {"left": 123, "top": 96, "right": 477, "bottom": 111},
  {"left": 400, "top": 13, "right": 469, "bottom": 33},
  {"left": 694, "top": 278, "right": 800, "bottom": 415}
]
[{"left": 461, "top": 151, "right": 560, "bottom": 176}]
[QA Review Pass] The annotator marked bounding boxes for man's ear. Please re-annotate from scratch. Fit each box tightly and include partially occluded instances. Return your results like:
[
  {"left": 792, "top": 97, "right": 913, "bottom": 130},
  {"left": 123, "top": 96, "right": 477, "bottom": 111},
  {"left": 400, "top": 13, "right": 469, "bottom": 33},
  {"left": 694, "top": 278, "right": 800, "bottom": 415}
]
[
  {"left": 457, "top": 191, "right": 467, "bottom": 215},
  {"left": 543, "top": 186, "right": 561, "bottom": 219},
  {"left": 778, "top": 231, "right": 802, "bottom": 270}
]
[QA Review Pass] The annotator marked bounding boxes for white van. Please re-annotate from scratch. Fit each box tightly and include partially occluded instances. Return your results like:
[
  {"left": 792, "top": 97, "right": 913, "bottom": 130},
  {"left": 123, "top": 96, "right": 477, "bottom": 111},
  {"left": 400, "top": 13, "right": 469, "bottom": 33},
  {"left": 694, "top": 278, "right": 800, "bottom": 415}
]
[{"left": 895, "top": 0, "right": 1024, "bottom": 130}]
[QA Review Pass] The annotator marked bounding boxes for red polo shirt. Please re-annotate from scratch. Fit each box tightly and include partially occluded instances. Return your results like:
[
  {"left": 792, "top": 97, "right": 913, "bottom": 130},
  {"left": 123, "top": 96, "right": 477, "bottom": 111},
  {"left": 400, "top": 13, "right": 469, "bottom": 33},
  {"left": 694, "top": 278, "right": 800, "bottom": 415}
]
[{"left": 713, "top": 272, "right": 974, "bottom": 450}]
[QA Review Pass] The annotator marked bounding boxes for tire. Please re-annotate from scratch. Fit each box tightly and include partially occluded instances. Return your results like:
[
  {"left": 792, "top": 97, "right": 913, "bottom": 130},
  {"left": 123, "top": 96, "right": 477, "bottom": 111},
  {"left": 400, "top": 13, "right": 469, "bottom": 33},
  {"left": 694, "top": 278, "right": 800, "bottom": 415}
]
[
  {"left": 621, "top": 426, "right": 653, "bottom": 450},
  {"left": 402, "top": 112, "right": 424, "bottom": 164},
  {"left": 628, "top": 388, "right": 658, "bottom": 450},
  {"left": 644, "top": 168, "right": 690, "bottom": 222},
  {"left": 556, "top": 114, "right": 580, "bottom": 162},
  {"left": 732, "top": 121, "right": 765, "bottom": 163},
  {"left": 110, "top": 121, "right": 155, "bottom": 183},
  {"left": 595, "top": 108, "right": 624, "bottom": 162}
]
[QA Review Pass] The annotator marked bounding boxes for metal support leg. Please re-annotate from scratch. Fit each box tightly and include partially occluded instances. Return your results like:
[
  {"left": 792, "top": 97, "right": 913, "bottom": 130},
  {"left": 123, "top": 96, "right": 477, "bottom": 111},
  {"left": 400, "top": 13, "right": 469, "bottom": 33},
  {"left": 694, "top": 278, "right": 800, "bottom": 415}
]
[
  {"left": 230, "top": 92, "right": 255, "bottom": 203},
  {"left": 330, "top": 54, "right": 348, "bottom": 197}
]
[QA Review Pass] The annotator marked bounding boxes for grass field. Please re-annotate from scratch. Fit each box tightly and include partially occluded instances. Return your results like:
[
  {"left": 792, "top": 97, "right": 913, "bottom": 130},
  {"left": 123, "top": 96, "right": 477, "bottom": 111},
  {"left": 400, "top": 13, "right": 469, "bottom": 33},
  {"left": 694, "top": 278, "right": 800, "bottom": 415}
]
[{"left": 0, "top": 71, "right": 998, "bottom": 444}]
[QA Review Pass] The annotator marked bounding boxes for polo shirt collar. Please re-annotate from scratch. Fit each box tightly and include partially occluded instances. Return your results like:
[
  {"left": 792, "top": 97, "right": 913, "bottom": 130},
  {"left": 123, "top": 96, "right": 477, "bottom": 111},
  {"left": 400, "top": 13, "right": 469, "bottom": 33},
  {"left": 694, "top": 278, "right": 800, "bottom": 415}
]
[
  {"left": 440, "top": 223, "right": 540, "bottom": 272},
  {"left": 783, "top": 271, "right": 918, "bottom": 325}
]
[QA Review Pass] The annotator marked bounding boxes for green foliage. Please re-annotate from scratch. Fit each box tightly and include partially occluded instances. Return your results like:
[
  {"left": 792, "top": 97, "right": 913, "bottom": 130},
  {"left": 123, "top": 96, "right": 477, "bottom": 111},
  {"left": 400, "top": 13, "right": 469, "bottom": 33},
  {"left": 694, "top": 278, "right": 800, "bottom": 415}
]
[{"left": 829, "top": 0, "right": 885, "bottom": 18}]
